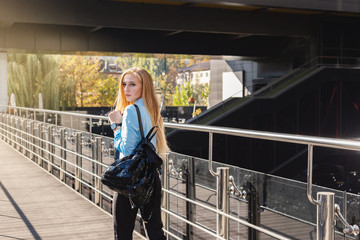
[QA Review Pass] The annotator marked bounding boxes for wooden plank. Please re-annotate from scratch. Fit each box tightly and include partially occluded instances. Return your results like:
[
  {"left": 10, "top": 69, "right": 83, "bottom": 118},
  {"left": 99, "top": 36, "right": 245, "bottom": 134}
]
[{"left": 0, "top": 140, "right": 143, "bottom": 240}]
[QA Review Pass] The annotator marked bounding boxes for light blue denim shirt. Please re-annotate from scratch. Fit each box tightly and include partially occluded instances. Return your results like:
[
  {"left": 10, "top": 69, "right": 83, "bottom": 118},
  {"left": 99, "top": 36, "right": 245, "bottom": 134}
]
[{"left": 114, "top": 98, "right": 156, "bottom": 158}]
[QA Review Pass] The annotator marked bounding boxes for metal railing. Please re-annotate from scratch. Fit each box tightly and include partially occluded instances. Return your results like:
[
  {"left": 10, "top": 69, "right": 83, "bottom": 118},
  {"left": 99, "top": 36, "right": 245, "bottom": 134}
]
[{"left": 1, "top": 105, "right": 360, "bottom": 239}]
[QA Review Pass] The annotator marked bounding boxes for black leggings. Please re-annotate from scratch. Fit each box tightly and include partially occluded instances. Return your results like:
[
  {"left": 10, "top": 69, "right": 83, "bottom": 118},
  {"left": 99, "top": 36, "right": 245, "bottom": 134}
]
[{"left": 112, "top": 172, "right": 166, "bottom": 240}]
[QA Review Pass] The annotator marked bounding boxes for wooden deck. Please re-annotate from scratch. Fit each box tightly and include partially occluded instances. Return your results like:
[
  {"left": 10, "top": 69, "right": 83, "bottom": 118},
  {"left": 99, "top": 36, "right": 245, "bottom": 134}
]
[{"left": 0, "top": 140, "right": 143, "bottom": 240}]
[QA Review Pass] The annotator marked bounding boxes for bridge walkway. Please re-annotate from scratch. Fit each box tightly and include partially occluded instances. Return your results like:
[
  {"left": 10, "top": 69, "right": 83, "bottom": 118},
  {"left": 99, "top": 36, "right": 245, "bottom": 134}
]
[{"left": 0, "top": 140, "right": 142, "bottom": 240}]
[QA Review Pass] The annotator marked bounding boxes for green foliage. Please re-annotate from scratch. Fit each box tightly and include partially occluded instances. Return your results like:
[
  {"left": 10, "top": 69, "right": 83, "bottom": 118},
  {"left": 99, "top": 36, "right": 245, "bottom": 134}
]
[
  {"left": 7, "top": 54, "right": 60, "bottom": 109},
  {"left": 7, "top": 53, "right": 211, "bottom": 110},
  {"left": 59, "top": 55, "right": 118, "bottom": 108},
  {"left": 172, "top": 81, "right": 194, "bottom": 106},
  {"left": 92, "top": 75, "right": 118, "bottom": 106},
  {"left": 199, "top": 83, "right": 210, "bottom": 106}
]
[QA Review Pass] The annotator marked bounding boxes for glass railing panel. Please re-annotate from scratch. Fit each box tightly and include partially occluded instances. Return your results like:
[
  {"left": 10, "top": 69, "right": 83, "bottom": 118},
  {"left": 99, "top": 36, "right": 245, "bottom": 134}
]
[
  {"left": 167, "top": 152, "right": 218, "bottom": 239},
  {"left": 167, "top": 153, "right": 188, "bottom": 239},
  {"left": 168, "top": 151, "right": 354, "bottom": 239},
  {"left": 344, "top": 192, "right": 360, "bottom": 240}
]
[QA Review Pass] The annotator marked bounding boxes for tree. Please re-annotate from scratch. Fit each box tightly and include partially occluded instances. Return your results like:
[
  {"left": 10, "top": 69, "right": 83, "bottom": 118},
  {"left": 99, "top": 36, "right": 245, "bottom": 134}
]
[
  {"left": 172, "top": 81, "right": 194, "bottom": 106},
  {"left": 59, "top": 56, "right": 117, "bottom": 108},
  {"left": 8, "top": 53, "right": 60, "bottom": 109},
  {"left": 92, "top": 74, "right": 118, "bottom": 106}
]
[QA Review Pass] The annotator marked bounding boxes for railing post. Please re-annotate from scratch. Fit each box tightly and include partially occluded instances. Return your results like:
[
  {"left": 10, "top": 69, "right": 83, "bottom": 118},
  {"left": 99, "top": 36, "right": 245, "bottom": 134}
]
[
  {"left": 10, "top": 116, "right": 14, "bottom": 147},
  {"left": 91, "top": 137, "right": 96, "bottom": 188},
  {"left": 15, "top": 117, "right": 20, "bottom": 151},
  {"left": 0, "top": 113, "right": 3, "bottom": 139},
  {"left": 60, "top": 128, "right": 66, "bottom": 182},
  {"left": 217, "top": 167, "right": 229, "bottom": 240},
  {"left": 22, "top": 119, "right": 27, "bottom": 156},
  {"left": 48, "top": 126, "right": 55, "bottom": 173},
  {"left": 5, "top": 115, "right": 9, "bottom": 143},
  {"left": 75, "top": 132, "right": 83, "bottom": 193},
  {"left": 162, "top": 153, "right": 170, "bottom": 239},
  {"left": 247, "top": 182, "right": 260, "bottom": 240},
  {"left": 95, "top": 137, "right": 103, "bottom": 207},
  {"left": 317, "top": 192, "right": 335, "bottom": 240},
  {"left": 29, "top": 121, "right": 34, "bottom": 161},
  {"left": 38, "top": 123, "right": 44, "bottom": 167},
  {"left": 0, "top": 114, "right": 3, "bottom": 140},
  {"left": 186, "top": 157, "right": 196, "bottom": 240}
]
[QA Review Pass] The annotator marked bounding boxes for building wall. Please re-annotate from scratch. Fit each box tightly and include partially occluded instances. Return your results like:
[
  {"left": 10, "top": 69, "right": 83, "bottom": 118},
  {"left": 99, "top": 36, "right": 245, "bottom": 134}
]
[
  {"left": 176, "top": 70, "right": 210, "bottom": 85},
  {"left": 209, "top": 59, "right": 257, "bottom": 108}
]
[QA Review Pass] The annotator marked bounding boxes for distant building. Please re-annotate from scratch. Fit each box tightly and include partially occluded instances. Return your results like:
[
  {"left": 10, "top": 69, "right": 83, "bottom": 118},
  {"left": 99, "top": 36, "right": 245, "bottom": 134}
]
[
  {"left": 176, "top": 61, "right": 210, "bottom": 85},
  {"left": 99, "top": 59, "right": 122, "bottom": 78}
]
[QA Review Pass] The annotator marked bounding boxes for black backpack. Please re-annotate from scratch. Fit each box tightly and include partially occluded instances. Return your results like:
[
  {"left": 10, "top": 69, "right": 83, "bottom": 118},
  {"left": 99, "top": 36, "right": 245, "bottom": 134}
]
[{"left": 101, "top": 104, "right": 162, "bottom": 221}]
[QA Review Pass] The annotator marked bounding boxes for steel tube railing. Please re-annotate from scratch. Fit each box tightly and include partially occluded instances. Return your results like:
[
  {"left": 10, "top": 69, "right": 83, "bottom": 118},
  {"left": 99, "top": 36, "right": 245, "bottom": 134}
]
[
  {"left": 0, "top": 127, "right": 103, "bottom": 180},
  {"left": 60, "top": 128, "right": 66, "bottom": 181},
  {"left": 217, "top": 167, "right": 229, "bottom": 239},
  {"left": 161, "top": 153, "right": 170, "bottom": 240},
  {"left": 162, "top": 188, "right": 291, "bottom": 240},
  {"left": 317, "top": 192, "right": 335, "bottom": 240},
  {"left": 48, "top": 126, "right": 55, "bottom": 173},
  {"left": 0, "top": 128, "right": 113, "bottom": 202},
  {"left": 95, "top": 137, "right": 103, "bottom": 207},
  {"left": 38, "top": 123, "right": 44, "bottom": 166},
  {"left": 161, "top": 208, "right": 227, "bottom": 240},
  {"left": 164, "top": 122, "right": 360, "bottom": 151},
  {"left": 307, "top": 145, "right": 320, "bottom": 206},
  {"left": 208, "top": 132, "right": 218, "bottom": 177},
  {"left": 75, "top": 132, "right": 83, "bottom": 192},
  {"left": 2, "top": 106, "right": 360, "bottom": 239},
  {"left": 3, "top": 122, "right": 108, "bottom": 168},
  {"left": 7, "top": 107, "right": 360, "bottom": 154}
]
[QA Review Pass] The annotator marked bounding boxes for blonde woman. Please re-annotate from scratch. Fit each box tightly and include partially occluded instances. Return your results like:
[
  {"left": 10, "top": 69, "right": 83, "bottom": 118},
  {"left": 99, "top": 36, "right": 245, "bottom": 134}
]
[{"left": 108, "top": 67, "right": 168, "bottom": 240}]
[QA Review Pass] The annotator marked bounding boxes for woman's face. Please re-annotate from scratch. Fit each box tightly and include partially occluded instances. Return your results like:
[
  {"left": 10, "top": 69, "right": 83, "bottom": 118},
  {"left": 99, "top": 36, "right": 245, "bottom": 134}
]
[{"left": 122, "top": 73, "right": 143, "bottom": 102}]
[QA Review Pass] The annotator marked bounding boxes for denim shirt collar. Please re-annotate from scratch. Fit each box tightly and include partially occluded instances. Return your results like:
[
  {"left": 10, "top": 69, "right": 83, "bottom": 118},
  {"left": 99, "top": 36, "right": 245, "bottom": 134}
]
[{"left": 135, "top": 98, "right": 143, "bottom": 105}]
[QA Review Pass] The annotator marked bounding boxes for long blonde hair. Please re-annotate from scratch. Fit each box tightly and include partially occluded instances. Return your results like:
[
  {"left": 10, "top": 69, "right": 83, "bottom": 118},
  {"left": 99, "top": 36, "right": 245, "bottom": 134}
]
[{"left": 115, "top": 67, "right": 169, "bottom": 155}]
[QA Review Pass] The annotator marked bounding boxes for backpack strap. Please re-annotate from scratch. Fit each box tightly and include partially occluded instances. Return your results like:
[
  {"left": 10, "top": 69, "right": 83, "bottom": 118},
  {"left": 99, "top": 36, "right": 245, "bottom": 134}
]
[
  {"left": 134, "top": 104, "right": 144, "bottom": 139},
  {"left": 146, "top": 126, "right": 158, "bottom": 141}
]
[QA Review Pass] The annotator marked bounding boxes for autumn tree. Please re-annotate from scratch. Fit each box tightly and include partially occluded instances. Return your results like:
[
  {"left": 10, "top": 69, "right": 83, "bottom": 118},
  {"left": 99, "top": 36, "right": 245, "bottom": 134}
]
[
  {"left": 93, "top": 74, "right": 118, "bottom": 106},
  {"left": 59, "top": 55, "right": 118, "bottom": 108}
]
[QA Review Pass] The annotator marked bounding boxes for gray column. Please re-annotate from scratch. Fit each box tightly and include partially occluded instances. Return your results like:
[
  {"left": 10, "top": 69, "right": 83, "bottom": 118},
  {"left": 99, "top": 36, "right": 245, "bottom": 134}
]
[{"left": 0, "top": 52, "right": 8, "bottom": 112}]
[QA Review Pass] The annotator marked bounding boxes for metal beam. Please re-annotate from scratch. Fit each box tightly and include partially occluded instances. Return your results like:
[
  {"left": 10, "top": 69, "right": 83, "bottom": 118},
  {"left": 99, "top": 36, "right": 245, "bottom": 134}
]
[
  {"left": 0, "top": 23, "right": 299, "bottom": 56},
  {"left": 0, "top": 0, "right": 311, "bottom": 37}
]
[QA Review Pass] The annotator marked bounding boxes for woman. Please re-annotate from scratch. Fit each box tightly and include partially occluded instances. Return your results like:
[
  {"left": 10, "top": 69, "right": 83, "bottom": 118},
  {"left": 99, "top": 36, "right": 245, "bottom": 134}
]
[{"left": 108, "top": 67, "right": 168, "bottom": 240}]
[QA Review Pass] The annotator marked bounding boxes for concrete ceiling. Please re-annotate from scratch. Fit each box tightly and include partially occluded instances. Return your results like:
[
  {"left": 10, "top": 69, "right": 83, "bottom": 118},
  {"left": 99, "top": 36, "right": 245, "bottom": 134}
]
[{"left": 0, "top": 0, "right": 359, "bottom": 57}]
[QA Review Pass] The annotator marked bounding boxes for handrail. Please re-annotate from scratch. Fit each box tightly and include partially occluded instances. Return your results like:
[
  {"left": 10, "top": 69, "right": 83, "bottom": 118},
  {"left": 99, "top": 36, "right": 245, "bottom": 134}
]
[
  {"left": 2, "top": 106, "right": 360, "bottom": 239},
  {"left": 1, "top": 105, "right": 109, "bottom": 120},
  {"left": 164, "top": 122, "right": 360, "bottom": 151},
  {"left": 307, "top": 145, "right": 320, "bottom": 206}
]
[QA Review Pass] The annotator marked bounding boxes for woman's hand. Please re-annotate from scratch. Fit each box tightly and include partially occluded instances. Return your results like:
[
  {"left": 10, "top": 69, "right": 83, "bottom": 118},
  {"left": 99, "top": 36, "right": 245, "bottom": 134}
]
[{"left": 108, "top": 110, "right": 123, "bottom": 123}]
